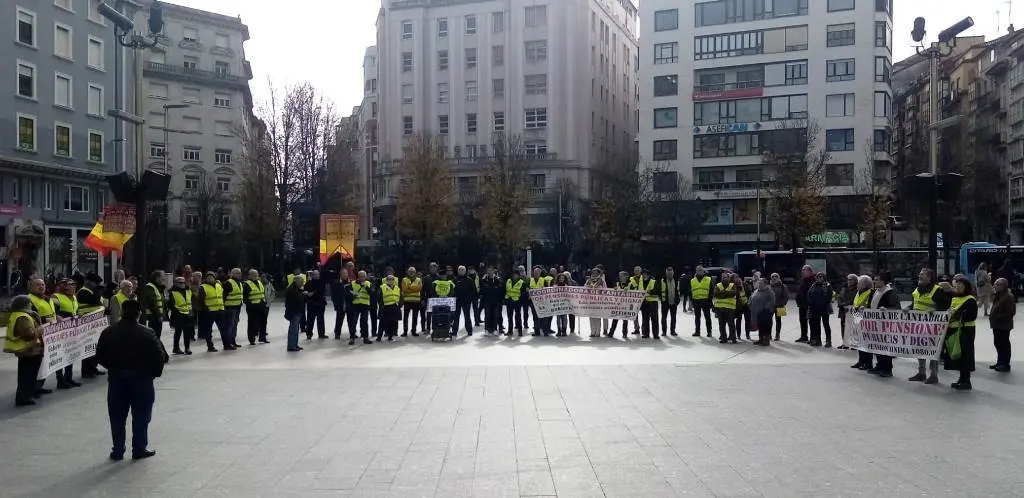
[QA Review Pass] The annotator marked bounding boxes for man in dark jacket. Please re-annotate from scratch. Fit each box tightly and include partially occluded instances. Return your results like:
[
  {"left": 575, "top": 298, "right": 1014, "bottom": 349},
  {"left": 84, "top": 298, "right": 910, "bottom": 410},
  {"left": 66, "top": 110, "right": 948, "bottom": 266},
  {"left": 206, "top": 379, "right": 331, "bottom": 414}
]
[
  {"left": 660, "top": 267, "right": 682, "bottom": 336},
  {"left": 795, "top": 265, "right": 814, "bottom": 343},
  {"left": 79, "top": 273, "right": 106, "bottom": 377},
  {"left": 304, "top": 270, "right": 327, "bottom": 339},
  {"left": 453, "top": 265, "right": 477, "bottom": 336},
  {"left": 421, "top": 262, "right": 440, "bottom": 330},
  {"left": 330, "top": 272, "right": 349, "bottom": 340},
  {"left": 989, "top": 277, "right": 1015, "bottom": 372},
  {"left": 138, "top": 270, "right": 165, "bottom": 337},
  {"left": 95, "top": 300, "right": 168, "bottom": 461},
  {"left": 480, "top": 266, "right": 504, "bottom": 333}
]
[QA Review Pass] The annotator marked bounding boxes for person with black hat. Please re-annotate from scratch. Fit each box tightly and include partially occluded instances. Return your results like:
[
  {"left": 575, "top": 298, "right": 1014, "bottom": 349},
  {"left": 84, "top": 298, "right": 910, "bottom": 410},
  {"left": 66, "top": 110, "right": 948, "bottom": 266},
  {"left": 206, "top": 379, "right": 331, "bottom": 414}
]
[{"left": 79, "top": 272, "right": 107, "bottom": 378}]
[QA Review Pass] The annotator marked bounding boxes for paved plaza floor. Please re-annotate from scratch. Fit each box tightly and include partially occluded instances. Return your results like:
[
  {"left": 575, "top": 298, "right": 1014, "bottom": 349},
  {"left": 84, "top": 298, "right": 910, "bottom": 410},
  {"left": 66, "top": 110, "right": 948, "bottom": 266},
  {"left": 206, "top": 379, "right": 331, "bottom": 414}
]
[{"left": 1, "top": 305, "right": 1023, "bottom": 497}]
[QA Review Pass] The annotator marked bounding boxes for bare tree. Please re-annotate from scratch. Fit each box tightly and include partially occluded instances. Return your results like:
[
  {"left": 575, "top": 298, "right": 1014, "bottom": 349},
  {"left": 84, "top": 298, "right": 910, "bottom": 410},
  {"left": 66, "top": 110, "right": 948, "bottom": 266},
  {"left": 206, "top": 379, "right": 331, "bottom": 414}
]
[
  {"left": 237, "top": 118, "right": 280, "bottom": 268},
  {"left": 858, "top": 140, "right": 892, "bottom": 267},
  {"left": 180, "top": 175, "right": 232, "bottom": 270},
  {"left": 542, "top": 177, "right": 582, "bottom": 265},
  {"left": 763, "top": 119, "right": 829, "bottom": 251},
  {"left": 641, "top": 165, "right": 702, "bottom": 264},
  {"left": 395, "top": 133, "right": 456, "bottom": 263},
  {"left": 589, "top": 158, "right": 645, "bottom": 266},
  {"left": 476, "top": 134, "right": 534, "bottom": 269}
]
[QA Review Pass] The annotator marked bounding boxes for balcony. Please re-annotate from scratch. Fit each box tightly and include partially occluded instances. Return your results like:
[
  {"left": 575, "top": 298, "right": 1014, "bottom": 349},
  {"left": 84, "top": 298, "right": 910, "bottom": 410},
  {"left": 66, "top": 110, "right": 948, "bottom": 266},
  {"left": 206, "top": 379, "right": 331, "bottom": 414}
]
[
  {"left": 143, "top": 62, "right": 249, "bottom": 91},
  {"left": 693, "top": 80, "right": 764, "bottom": 94}
]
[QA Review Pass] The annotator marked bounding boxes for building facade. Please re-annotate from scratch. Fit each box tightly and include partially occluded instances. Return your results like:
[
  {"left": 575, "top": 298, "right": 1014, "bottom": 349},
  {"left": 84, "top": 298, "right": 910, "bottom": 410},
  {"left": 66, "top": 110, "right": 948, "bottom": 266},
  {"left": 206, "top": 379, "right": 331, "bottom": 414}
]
[
  {"left": 372, "top": 0, "right": 639, "bottom": 236},
  {"left": 638, "top": 0, "right": 895, "bottom": 251},
  {"left": 358, "top": 45, "right": 379, "bottom": 243},
  {"left": 1, "top": 0, "right": 125, "bottom": 285}
]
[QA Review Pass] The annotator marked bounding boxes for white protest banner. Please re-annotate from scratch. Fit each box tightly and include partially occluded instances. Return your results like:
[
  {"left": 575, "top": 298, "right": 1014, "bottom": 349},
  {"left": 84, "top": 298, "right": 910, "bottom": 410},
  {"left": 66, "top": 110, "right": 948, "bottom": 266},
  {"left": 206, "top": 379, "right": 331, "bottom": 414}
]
[
  {"left": 529, "top": 286, "right": 646, "bottom": 320},
  {"left": 38, "top": 311, "right": 109, "bottom": 380},
  {"left": 846, "top": 309, "right": 949, "bottom": 360}
]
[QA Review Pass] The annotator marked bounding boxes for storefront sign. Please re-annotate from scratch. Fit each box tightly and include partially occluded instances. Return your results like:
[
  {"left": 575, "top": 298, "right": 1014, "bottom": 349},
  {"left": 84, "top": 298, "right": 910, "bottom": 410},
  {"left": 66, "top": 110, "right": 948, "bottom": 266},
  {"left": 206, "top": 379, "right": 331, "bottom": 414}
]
[
  {"left": 528, "top": 286, "right": 646, "bottom": 320},
  {"left": 693, "top": 122, "right": 763, "bottom": 135},
  {"left": 804, "top": 231, "right": 850, "bottom": 245},
  {"left": 847, "top": 309, "right": 950, "bottom": 360}
]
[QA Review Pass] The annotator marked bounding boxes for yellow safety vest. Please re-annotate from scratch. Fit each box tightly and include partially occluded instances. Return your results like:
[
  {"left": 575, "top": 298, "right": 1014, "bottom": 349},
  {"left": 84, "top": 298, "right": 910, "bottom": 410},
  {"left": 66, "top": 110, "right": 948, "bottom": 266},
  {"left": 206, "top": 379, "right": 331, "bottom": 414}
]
[
  {"left": 287, "top": 274, "right": 297, "bottom": 287},
  {"left": 351, "top": 281, "right": 371, "bottom": 306},
  {"left": 146, "top": 282, "right": 165, "bottom": 315},
  {"left": 544, "top": 275, "right": 554, "bottom": 286},
  {"left": 401, "top": 277, "right": 422, "bottom": 303},
  {"left": 636, "top": 277, "right": 658, "bottom": 302},
  {"left": 948, "top": 295, "right": 977, "bottom": 328},
  {"left": 245, "top": 280, "right": 266, "bottom": 304},
  {"left": 714, "top": 283, "right": 736, "bottom": 310},
  {"left": 912, "top": 285, "right": 939, "bottom": 312},
  {"left": 738, "top": 287, "right": 748, "bottom": 306},
  {"left": 54, "top": 293, "right": 79, "bottom": 315},
  {"left": 529, "top": 277, "right": 545, "bottom": 289},
  {"left": 434, "top": 279, "right": 454, "bottom": 297},
  {"left": 691, "top": 276, "right": 712, "bottom": 300},
  {"left": 225, "top": 279, "right": 243, "bottom": 307},
  {"left": 381, "top": 282, "right": 401, "bottom": 306},
  {"left": 28, "top": 294, "right": 55, "bottom": 322},
  {"left": 474, "top": 275, "right": 480, "bottom": 292},
  {"left": 171, "top": 289, "right": 192, "bottom": 315},
  {"left": 853, "top": 289, "right": 872, "bottom": 309},
  {"left": 77, "top": 287, "right": 104, "bottom": 314},
  {"left": 505, "top": 279, "right": 524, "bottom": 301},
  {"left": 113, "top": 291, "right": 132, "bottom": 308},
  {"left": 202, "top": 283, "right": 225, "bottom": 311},
  {"left": 3, "top": 311, "right": 38, "bottom": 354}
]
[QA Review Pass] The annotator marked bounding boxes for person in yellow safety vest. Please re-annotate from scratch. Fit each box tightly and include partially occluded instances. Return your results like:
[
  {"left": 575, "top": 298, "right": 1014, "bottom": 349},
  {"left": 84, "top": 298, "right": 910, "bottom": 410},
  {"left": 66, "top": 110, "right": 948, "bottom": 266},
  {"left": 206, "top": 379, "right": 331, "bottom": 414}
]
[
  {"left": 347, "top": 270, "right": 374, "bottom": 345},
  {"left": 504, "top": 268, "right": 525, "bottom": 335},
  {"left": 526, "top": 267, "right": 549, "bottom": 336},
  {"left": 197, "top": 272, "right": 228, "bottom": 352},
  {"left": 607, "top": 271, "right": 634, "bottom": 338},
  {"left": 946, "top": 275, "right": 979, "bottom": 390},
  {"left": 77, "top": 272, "right": 107, "bottom": 378},
  {"left": 26, "top": 278, "right": 64, "bottom": 393},
  {"left": 49, "top": 278, "right": 83, "bottom": 389},
  {"left": 138, "top": 270, "right": 166, "bottom": 340},
  {"left": 109, "top": 280, "right": 136, "bottom": 324},
  {"left": 713, "top": 269, "right": 739, "bottom": 343},
  {"left": 5, "top": 295, "right": 45, "bottom": 406},
  {"left": 401, "top": 267, "right": 422, "bottom": 337},
  {"left": 222, "top": 268, "right": 245, "bottom": 348},
  {"left": 907, "top": 268, "right": 951, "bottom": 384},
  {"left": 286, "top": 268, "right": 302, "bottom": 289},
  {"left": 378, "top": 274, "right": 401, "bottom": 341},
  {"left": 167, "top": 276, "right": 195, "bottom": 355},
  {"left": 632, "top": 269, "right": 661, "bottom": 339},
  {"left": 243, "top": 269, "right": 270, "bottom": 345},
  {"left": 850, "top": 275, "right": 877, "bottom": 370},
  {"left": 690, "top": 266, "right": 714, "bottom": 338},
  {"left": 433, "top": 269, "right": 455, "bottom": 298}
]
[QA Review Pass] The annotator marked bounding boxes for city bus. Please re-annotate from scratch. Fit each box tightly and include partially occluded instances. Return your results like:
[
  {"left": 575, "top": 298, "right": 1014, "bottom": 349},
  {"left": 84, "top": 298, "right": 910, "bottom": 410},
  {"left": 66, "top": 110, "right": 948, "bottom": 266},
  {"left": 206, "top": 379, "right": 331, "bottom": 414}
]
[{"left": 959, "top": 242, "right": 1024, "bottom": 281}]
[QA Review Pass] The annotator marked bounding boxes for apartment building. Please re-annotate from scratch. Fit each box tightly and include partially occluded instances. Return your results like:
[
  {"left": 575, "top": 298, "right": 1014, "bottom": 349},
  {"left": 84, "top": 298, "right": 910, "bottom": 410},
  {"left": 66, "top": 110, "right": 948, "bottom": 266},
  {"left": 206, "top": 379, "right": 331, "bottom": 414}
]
[
  {"left": 639, "top": 0, "right": 894, "bottom": 251},
  {"left": 131, "top": 0, "right": 253, "bottom": 236},
  {"left": 1, "top": 0, "right": 123, "bottom": 282},
  {"left": 357, "top": 45, "right": 379, "bottom": 243},
  {"left": 372, "top": 0, "right": 639, "bottom": 235}
]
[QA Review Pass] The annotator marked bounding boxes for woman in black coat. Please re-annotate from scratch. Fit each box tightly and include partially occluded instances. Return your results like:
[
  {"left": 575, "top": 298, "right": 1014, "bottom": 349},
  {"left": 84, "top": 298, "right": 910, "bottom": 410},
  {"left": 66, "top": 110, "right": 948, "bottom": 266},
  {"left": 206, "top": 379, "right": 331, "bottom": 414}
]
[{"left": 867, "top": 271, "right": 902, "bottom": 377}]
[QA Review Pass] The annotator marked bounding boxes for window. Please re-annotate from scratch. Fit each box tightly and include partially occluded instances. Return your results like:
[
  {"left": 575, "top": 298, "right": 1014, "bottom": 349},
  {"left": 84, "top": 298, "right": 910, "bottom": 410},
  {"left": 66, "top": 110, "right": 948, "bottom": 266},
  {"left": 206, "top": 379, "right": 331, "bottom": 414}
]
[
  {"left": 826, "top": 59, "right": 855, "bottom": 82},
  {"left": 401, "top": 21, "right": 413, "bottom": 39},
  {"left": 182, "top": 146, "right": 201, "bottom": 162},
  {"left": 525, "top": 141, "right": 548, "bottom": 157},
  {"left": 438, "top": 50, "right": 449, "bottom": 70},
  {"left": 525, "top": 107, "right": 547, "bottom": 129},
  {"left": 874, "top": 56, "right": 891, "bottom": 83},
  {"left": 184, "top": 174, "right": 200, "bottom": 191},
  {"left": 525, "top": 5, "right": 547, "bottom": 27},
  {"left": 653, "top": 107, "right": 678, "bottom": 128},
  {"left": 87, "top": 36, "right": 104, "bottom": 70},
  {"left": 696, "top": 0, "right": 809, "bottom": 27},
  {"left": 183, "top": 87, "right": 201, "bottom": 104},
  {"left": 17, "top": 8, "right": 35, "bottom": 46},
  {"left": 183, "top": 26, "right": 198, "bottom": 42},
  {"left": 215, "top": 149, "right": 232, "bottom": 164},
  {"left": 466, "top": 80, "right": 478, "bottom": 101},
  {"left": 827, "top": 23, "right": 855, "bottom": 47},
  {"left": 694, "top": 30, "right": 775, "bottom": 60},
  {"left": 150, "top": 142, "right": 165, "bottom": 158},
  {"left": 403, "top": 116, "right": 414, "bottom": 135},
  {"left": 826, "top": 163, "right": 854, "bottom": 187},
  {"left": 653, "top": 139, "right": 678, "bottom": 161},
  {"left": 876, "top": 0, "right": 892, "bottom": 14},
  {"left": 54, "top": 123, "right": 71, "bottom": 157},
  {"left": 693, "top": 133, "right": 761, "bottom": 158},
  {"left": 653, "top": 75, "right": 678, "bottom": 97},
  {"left": 183, "top": 56, "right": 198, "bottom": 71},
  {"left": 493, "top": 78, "right": 505, "bottom": 98},
  {"left": 149, "top": 82, "right": 168, "bottom": 99},
  {"left": 215, "top": 61, "right": 230, "bottom": 76},
  {"left": 401, "top": 84, "right": 413, "bottom": 103},
  {"left": 874, "top": 128, "right": 891, "bottom": 152},
  {"left": 467, "top": 113, "right": 478, "bottom": 134},
  {"left": 654, "top": 9, "right": 678, "bottom": 31},
  {"left": 17, "top": 114, "right": 36, "bottom": 150},
  {"left": 874, "top": 91, "right": 891, "bottom": 117},
  {"left": 652, "top": 171, "right": 679, "bottom": 194},
  {"left": 826, "top": 93, "right": 856, "bottom": 117},
  {"left": 438, "top": 17, "right": 448, "bottom": 37},
  {"left": 17, "top": 61, "right": 36, "bottom": 99},
  {"left": 439, "top": 115, "right": 449, "bottom": 134},
  {"left": 492, "top": 45, "right": 504, "bottom": 67},
  {"left": 465, "top": 15, "right": 477, "bottom": 34},
  {"left": 184, "top": 213, "right": 199, "bottom": 229},
  {"left": 150, "top": 51, "right": 165, "bottom": 64},
  {"left": 465, "top": 48, "right": 478, "bottom": 69},
  {"left": 88, "top": 131, "right": 103, "bottom": 162},
  {"left": 493, "top": 111, "right": 505, "bottom": 132},
  {"left": 54, "top": 24, "right": 72, "bottom": 59},
  {"left": 217, "top": 215, "right": 230, "bottom": 231},
  {"left": 492, "top": 11, "right": 504, "bottom": 33},
  {"left": 214, "top": 93, "right": 231, "bottom": 107},
  {"left": 826, "top": 129, "right": 855, "bottom": 152},
  {"left": 88, "top": 0, "right": 104, "bottom": 24},
  {"left": 64, "top": 185, "right": 90, "bottom": 212},
  {"left": 55, "top": 0, "right": 73, "bottom": 11},
  {"left": 875, "top": 21, "right": 891, "bottom": 49},
  {"left": 149, "top": 112, "right": 165, "bottom": 128},
  {"left": 401, "top": 52, "right": 413, "bottom": 72},
  {"left": 784, "top": 61, "right": 808, "bottom": 85},
  {"left": 215, "top": 33, "right": 229, "bottom": 48},
  {"left": 525, "top": 74, "right": 547, "bottom": 95},
  {"left": 654, "top": 42, "right": 679, "bottom": 64},
  {"left": 54, "top": 73, "right": 72, "bottom": 108},
  {"left": 438, "top": 83, "right": 449, "bottom": 103},
  {"left": 215, "top": 121, "right": 232, "bottom": 136},
  {"left": 88, "top": 84, "right": 103, "bottom": 116},
  {"left": 182, "top": 117, "right": 200, "bottom": 132},
  {"left": 43, "top": 182, "right": 53, "bottom": 210},
  {"left": 828, "top": 0, "right": 855, "bottom": 11},
  {"left": 212, "top": 177, "right": 229, "bottom": 193},
  {"left": 525, "top": 40, "right": 548, "bottom": 62}
]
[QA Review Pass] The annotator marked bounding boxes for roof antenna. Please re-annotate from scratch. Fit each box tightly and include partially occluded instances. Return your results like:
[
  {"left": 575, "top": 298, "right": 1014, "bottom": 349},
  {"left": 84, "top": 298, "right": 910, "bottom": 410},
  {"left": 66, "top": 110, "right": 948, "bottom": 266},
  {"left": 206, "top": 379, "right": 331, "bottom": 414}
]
[{"left": 1009, "top": 0, "right": 1016, "bottom": 32}]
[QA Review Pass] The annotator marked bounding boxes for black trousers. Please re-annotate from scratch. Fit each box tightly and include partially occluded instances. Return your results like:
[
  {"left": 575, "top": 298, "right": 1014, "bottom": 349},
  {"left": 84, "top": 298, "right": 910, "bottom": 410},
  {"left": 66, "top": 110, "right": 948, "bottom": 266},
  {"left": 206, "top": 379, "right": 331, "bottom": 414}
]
[
  {"left": 172, "top": 315, "right": 195, "bottom": 352},
  {"left": 774, "top": 314, "right": 783, "bottom": 339},
  {"left": 994, "top": 328, "right": 1012, "bottom": 366},
  {"left": 809, "top": 311, "right": 832, "bottom": 344},
  {"left": 505, "top": 301, "right": 522, "bottom": 332},
  {"left": 798, "top": 305, "right": 809, "bottom": 340},
  {"left": 641, "top": 301, "right": 659, "bottom": 337},
  {"left": 369, "top": 304, "right": 379, "bottom": 337},
  {"left": 660, "top": 302, "right": 678, "bottom": 334},
  {"left": 346, "top": 305, "right": 369, "bottom": 339},
  {"left": 484, "top": 300, "right": 501, "bottom": 331},
  {"left": 16, "top": 354, "right": 43, "bottom": 403},
  {"left": 305, "top": 303, "right": 326, "bottom": 337},
  {"left": 197, "top": 310, "right": 223, "bottom": 348},
  {"left": 146, "top": 315, "right": 163, "bottom": 339},
  {"left": 734, "top": 306, "right": 749, "bottom": 336},
  {"left": 333, "top": 307, "right": 346, "bottom": 338},
  {"left": 107, "top": 375, "right": 155, "bottom": 456},
  {"left": 958, "top": 329, "right": 976, "bottom": 381},
  {"left": 473, "top": 298, "right": 482, "bottom": 324},
  {"left": 609, "top": 317, "right": 630, "bottom": 336},
  {"left": 402, "top": 303, "right": 419, "bottom": 333},
  {"left": 756, "top": 310, "right": 774, "bottom": 343},
  {"left": 246, "top": 304, "right": 268, "bottom": 343},
  {"left": 693, "top": 299, "right": 713, "bottom": 335},
  {"left": 717, "top": 309, "right": 736, "bottom": 340},
  {"left": 453, "top": 301, "right": 473, "bottom": 334},
  {"left": 521, "top": 300, "right": 532, "bottom": 329}
]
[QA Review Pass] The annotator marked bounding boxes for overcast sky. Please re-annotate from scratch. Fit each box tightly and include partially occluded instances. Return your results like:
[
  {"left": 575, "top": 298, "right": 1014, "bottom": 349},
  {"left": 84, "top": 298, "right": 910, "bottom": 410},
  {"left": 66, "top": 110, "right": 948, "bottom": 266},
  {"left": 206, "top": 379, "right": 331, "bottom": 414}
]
[{"left": 168, "top": 0, "right": 1010, "bottom": 117}]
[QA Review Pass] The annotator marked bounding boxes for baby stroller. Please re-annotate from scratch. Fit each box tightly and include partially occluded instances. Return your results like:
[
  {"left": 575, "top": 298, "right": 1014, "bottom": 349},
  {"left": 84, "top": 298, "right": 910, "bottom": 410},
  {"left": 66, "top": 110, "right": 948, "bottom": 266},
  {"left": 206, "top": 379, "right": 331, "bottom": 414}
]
[{"left": 430, "top": 304, "right": 454, "bottom": 341}]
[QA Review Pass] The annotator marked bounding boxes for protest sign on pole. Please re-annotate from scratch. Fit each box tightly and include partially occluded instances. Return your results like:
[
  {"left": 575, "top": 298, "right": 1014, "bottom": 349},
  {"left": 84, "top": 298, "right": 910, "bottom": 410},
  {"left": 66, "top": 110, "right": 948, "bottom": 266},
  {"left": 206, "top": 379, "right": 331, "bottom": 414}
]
[
  {"left": 528, "top": 286, "right": 646, "bottom": 320},
  {"left": 37, "top": 311, "right": 109, "bottom": 380},
  {"left": 846, "top": 309, "right": 949, "bottom": 360}
]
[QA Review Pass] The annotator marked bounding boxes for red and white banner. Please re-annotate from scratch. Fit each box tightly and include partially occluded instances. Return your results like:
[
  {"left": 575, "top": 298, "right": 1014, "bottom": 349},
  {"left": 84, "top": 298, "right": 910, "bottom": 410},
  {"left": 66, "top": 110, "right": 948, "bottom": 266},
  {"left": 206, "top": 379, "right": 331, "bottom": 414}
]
[{"left": 846, "top": 309, "right": 950, "bottom": 360}]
